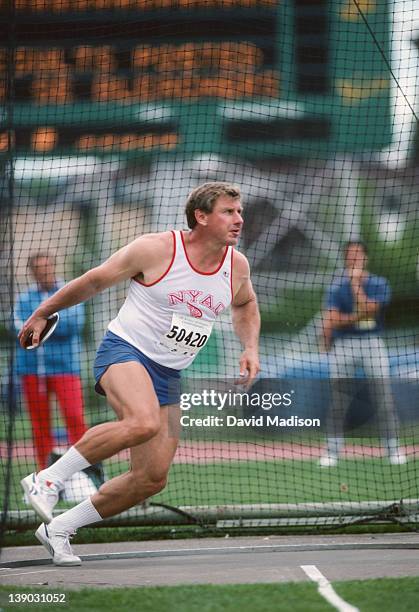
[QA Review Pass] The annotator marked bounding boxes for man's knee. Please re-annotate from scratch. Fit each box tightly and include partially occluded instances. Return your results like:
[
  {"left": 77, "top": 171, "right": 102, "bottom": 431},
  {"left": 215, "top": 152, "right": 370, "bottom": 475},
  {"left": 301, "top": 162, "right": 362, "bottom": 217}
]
[
  {"left": 131, "top": 469, "right": 168, "bottom": 498},
  {"left": 146, "top": 473, "right": 168, "bottom": 496},
  {"left": 122, "top": 416, "right": 160, "bottom": 446}
]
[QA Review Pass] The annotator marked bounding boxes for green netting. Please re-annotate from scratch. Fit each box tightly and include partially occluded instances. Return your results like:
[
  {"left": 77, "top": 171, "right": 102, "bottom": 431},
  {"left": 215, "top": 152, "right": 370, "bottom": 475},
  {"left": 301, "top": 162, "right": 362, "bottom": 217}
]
[{"left": 1, "top": 0, "right": 419, "bottom": 541}]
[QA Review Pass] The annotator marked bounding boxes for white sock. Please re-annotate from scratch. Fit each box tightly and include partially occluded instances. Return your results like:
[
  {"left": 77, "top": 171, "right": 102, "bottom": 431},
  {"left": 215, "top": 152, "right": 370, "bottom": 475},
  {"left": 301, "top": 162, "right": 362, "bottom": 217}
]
[
  {"left": 49, "top": 498, "right": 102, "bottom": 534},
  {"left": 39, "top": 447, "right": 91, "bottom": 487},
  {"left": 326, "top": 437, "right": 344, "bottom": 458},
  {"left": 386, "top": 438, "right": 400, "bottom": 456}
]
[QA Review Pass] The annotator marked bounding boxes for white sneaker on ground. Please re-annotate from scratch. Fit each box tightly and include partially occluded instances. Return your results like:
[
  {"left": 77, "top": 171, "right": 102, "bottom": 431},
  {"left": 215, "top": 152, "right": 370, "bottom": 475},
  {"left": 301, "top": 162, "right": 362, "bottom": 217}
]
[
  {"left": 389, "top": 452, "right": 407, "bottom": 465},
  {"left": 318, "top": 455, "right": 338, "bottom": 468},
  {"left": 35, "top": 523, "right": 81, "bottom": 567},
  {"left": 21, "top": 473, "right": 61, "bottom": 523}
]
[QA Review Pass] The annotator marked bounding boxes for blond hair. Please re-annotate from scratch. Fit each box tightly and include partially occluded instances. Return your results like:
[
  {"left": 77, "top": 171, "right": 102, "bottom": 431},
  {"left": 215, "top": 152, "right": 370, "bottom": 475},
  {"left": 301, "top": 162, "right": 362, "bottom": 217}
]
[{"left": 185, "top": 182, "right": 241, "bottom": 229}]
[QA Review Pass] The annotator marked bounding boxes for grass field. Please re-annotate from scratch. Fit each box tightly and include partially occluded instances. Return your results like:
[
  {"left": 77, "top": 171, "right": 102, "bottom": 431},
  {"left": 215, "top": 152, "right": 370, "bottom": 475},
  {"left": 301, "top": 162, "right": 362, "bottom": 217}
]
[
  {"left": 156, "top": 457, "right": 418, "bottom": 506},
  {"left": 5, "top": 455, "right": 418, "bottom": 511},
  {"left": 1, "top": 577, "right": 419, "bottom": 611}
]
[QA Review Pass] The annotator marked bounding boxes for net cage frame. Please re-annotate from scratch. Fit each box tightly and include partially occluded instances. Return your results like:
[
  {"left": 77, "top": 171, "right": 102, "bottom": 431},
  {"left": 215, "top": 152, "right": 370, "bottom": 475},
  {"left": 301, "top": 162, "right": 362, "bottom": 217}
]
[{"left": 1, "top": 0, "right": 419, "bottom": 536}]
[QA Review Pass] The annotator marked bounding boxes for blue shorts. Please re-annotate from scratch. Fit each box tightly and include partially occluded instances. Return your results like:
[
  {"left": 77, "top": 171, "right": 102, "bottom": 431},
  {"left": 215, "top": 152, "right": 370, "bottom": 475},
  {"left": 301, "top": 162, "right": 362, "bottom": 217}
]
[{"left": 94, "top": 331, "right": 181, "bottom": 406}]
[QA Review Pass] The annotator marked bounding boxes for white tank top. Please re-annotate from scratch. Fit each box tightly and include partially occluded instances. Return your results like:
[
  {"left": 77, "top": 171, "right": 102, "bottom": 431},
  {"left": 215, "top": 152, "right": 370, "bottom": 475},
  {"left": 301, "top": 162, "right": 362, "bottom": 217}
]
[{"left": 108, "top": 230, "right": 234, "bottom": 370}]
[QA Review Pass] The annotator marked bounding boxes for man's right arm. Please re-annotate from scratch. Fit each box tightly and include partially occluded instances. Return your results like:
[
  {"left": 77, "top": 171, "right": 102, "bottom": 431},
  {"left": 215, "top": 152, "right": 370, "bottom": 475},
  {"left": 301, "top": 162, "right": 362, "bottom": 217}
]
[
  {"left": 320, "top": 308, "right": 360, "bottom": 352},
  {"left": 325, "top": 309, "right": 360, "bottom": 329},
  {"left": 320, "top": 281, "right": 363, "bottom": 351},
  {"left": 18, "top": 234, "right": 162, "bottom": 348}
]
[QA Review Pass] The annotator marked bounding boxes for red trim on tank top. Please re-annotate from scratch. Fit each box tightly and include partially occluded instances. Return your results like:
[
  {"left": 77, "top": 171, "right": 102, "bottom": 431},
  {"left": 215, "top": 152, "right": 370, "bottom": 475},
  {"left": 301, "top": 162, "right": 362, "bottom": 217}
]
[
  {"left": 180, "top": 231, "right": 229, "bottom": 275},
  {"left": 133, "top": 230, "right": 176, "bottom": 287},
  {"left": 230, "top": 248, "right": 234, "bottom": 302}
]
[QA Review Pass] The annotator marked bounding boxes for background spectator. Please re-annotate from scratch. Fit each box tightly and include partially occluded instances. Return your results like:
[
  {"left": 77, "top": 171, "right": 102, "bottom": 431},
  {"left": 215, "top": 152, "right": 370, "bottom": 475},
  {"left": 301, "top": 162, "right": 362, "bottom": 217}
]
[
  {"left": 15, "top": 252, "right": 87, "bottom": 469},
  {"left": 319, "top": 241, "right": 407, "bottom": 467}
]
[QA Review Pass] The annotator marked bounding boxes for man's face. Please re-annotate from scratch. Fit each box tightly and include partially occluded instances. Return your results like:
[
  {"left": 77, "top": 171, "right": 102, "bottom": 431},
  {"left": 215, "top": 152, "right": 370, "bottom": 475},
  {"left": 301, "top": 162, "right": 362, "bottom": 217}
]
[
  {"left": 30, "top": 256, "right": 56, "bottom": 291},
  {"left": 344, "top": 244, "right": 368, "bottom": 272},
  {"left": 199, "top": 195, "right": 244, "bottom": 246}
]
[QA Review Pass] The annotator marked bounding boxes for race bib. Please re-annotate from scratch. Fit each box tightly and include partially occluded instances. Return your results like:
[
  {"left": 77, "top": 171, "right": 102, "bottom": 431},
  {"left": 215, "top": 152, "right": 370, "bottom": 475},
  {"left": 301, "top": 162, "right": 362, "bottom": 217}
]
[{"left": 159, "top": 313, "right": 214, "bottom": 356}]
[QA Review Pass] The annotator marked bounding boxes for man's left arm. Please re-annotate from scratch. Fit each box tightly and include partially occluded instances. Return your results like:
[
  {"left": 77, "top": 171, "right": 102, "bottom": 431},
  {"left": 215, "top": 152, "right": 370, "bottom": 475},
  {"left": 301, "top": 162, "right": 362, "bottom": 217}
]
[{"left": 231, "top": 256, "right": 261, "bottom": 386}]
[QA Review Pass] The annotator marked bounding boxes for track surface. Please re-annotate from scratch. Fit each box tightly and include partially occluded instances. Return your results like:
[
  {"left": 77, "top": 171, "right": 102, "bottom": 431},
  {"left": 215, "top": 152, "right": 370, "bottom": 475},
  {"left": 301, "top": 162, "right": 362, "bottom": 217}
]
[
  {"left": 1, "top": 534, "right": 419, "bottom": 589},
  {"left": 3, "top": 441, "right": 419, "bottom": 462}
]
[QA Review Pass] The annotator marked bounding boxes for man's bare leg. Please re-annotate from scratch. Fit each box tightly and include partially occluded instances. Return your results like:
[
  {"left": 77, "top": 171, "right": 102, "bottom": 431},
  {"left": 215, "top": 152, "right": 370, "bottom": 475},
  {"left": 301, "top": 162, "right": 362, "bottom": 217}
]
[
  {"left": 22, "top": 361, "right": 167, "bottom": 524},
  {"left": 91, "top": 404, "right": 180, "bottom": 517},
  {"left": 48, "top": 404, "right": 180, "bottom": 526},
  {"left": 35, "top": 404, "right": 180, "bottom": 566},
  {"left": 36, "top": 361, "right": 162, "bottom": 486},
  {"left": 75, "top": 361, "right": 163, "bottom": 463}
]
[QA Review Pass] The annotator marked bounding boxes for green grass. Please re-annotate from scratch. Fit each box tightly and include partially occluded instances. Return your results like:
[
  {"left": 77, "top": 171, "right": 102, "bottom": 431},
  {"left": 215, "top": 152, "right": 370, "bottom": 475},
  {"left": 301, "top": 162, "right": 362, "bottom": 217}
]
[
  {"left": 159, "top": 457, "right": 419, "bottom": 506},
  {"left": 4, "top": 410, "right": 419, "bottom": 445},
  {"left": 337, "top": 577, "right": 419, "bottom": 612},
  {"left": 260, "top": 287, "right": 324, "bottom": 332},
  {"left": 4, "top": 455, "right": 419, "bottom": 511},
  {"left": 0, "top": 415, "right": 33, "bottom": 443},
  {"left": 1, "top": 577, "right": 419, "bottom": 611},
  {"left": 0, "top": 410, "right": 115, "bottom": 444}
]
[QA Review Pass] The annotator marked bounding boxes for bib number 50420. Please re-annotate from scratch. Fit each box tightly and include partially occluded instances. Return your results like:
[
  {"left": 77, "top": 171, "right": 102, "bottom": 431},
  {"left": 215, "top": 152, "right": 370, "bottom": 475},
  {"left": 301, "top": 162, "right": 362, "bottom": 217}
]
[
  {"left": 166, "top": 324, "right": 208, "bottom": 348},
  {"left": 160, "top": 313, "right": 214, "bottom": 356}
]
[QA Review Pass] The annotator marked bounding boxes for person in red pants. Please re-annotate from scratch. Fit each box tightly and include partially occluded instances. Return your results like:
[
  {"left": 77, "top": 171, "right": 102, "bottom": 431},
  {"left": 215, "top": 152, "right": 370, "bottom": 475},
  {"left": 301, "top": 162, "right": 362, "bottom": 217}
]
[
  {"left": 15, "top": 253, "right": 87, "bottom": 469},
  {"left": 21, "top": 374, "right": 86, "bottom": 469}
]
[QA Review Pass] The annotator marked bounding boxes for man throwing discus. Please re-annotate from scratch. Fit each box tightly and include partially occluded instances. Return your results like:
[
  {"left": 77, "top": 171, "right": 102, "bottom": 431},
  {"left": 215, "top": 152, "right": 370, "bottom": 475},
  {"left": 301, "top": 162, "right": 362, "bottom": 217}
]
[{"left": 19, "top": 182, "right": 261, "bottom": 566}]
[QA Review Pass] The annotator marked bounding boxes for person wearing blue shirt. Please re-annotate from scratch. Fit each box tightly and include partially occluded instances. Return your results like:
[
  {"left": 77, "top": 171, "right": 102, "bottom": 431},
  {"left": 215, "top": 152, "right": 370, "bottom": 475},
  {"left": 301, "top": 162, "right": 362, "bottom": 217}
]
[
  {"left": 319, "top": 241, "right": 406, "bottom": 467},
  {"left": 15, "top": 253, "right": 87, "bottom": 469}
]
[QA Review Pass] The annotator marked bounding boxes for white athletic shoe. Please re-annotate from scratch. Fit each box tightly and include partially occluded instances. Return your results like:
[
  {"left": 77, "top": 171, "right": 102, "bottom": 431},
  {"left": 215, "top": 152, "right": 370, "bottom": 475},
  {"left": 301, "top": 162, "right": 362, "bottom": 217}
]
[
  {"left": 318, "top": 455, "right": 338, "bottom": 468},
  {"left": 389, "top": 452, "right": 407, "bottom": 465},
  {"left": 35, "top": 523, "right": 81, "bottom": 567},
  {"left": 21, "top": 472, "right": 61, "bottom": 524}
]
